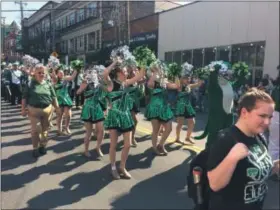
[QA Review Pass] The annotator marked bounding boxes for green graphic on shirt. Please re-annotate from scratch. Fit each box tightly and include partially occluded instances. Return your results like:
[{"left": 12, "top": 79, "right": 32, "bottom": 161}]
[
  {"left": 243, "top": 142, "right": 273, "bottom": 204},
  {"left": 247, "top": 167, "right": 258, "bottom": 179}
]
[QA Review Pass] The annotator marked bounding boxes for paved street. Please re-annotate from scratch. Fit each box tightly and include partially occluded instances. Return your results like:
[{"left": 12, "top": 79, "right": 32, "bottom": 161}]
[{"left": 1, "top": 100, "right": 279, "bottom": 209}]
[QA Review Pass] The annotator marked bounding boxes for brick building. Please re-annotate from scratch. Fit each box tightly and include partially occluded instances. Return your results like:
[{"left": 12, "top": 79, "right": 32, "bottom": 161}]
[
  {"left": 3, "top": 21, "right": 22, "bottom": 62},
  {"left": 21, "top": 1, "right": 179, "bottom": 65}
]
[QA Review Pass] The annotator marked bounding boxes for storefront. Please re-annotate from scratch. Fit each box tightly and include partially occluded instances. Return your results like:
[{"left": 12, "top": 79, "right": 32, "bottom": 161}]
[
  {"left": 158, "top": 1, "right": 279, "bottom": 83},
  {"left": 102, "top": 13, "right": 159, "bottom": 63}
]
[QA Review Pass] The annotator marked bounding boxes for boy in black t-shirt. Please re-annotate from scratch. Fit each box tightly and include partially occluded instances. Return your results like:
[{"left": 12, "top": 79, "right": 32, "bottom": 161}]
[{"left": 207, "top": 88, "right": 278, "bottom": 210}]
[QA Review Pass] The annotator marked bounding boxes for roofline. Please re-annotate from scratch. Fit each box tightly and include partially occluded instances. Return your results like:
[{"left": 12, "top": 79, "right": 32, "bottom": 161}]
[
  {"left": 53, "top": 0, "right": 67, "bottom": 9},
  {"left": 158, "top": 1, "right": 201, "bottom": 15},
  {"left": 27, "top": 1, "right": 58, "bottom": 21},
  {"left": 130, "top": 12, "right": 159, "bottom": 23},
  {"left": 104, "top": 12, "right": 159, "bottom": 30}
]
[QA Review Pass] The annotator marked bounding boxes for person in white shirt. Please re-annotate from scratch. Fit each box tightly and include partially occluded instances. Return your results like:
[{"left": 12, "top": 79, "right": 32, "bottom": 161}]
[{"left": 8, "top": 62, "right": 22, "bottom": 105}]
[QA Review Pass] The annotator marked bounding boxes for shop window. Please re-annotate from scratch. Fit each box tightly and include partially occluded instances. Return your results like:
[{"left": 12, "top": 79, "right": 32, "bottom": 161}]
[
  {"left": 84, "top": 35, "right": 87, "bottom": 51},
  {"left": 256, "top": 41, "right": 265, "bottom": 67},
  {"left": 165, "top": 52, "right": 173, "bottom": 63},
  {"left": 204, "top": 47, "right": 216, "bottom": 66},
  {"left": 55, "top": 19, "right": 61, "bottom": 30},
  {"left": 96, "top": 30, "right": 100, "bottom": 49},
  {"left": 192, "top": 49, "right": 203, "bottom": 68},
  {"left": 45, "top": 19, "right": 50, "bottom": 32},
  {"left": 68, "top": 13, "right": 75, "bottom": 26},
  {"left": 77, "top": 8, "right": 85, "bottom": 22},
  {"left": 182, "top": 50, "right": 192, "bottom": 64},
  {"left": 88, "top": 32, "right": 96, "bottom": 51},
  {"left": 231, "top": 44, "right": 242, "bottom": 64},
  {"left": 87, "top": 2, "right": 97, "bottom": 18},
  {"left": 173, "top": 51, "right": 181, "bottom": 65},
  {"left": 62, "top": 16, "right": 67, "bottom": 28},
  {"left": 217, "top": 46, "right": 230, "bottom": 62},
  {"left": 70, "top": 39, "right": 75, "bottom": 53},
  {"left": 240, "top": 43, "right": 255, "bottom": 67}
]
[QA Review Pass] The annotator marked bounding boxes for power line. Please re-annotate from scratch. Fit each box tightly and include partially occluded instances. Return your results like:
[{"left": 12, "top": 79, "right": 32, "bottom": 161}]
[
  {"left": 14, "top": 0, "right": 27, "bottom": 21},
  {"left": 1, "top": 6, "right": 119, "bottom": 12},
  {"left": 1, "top": 1, "right": 182, "bottom": 12}
]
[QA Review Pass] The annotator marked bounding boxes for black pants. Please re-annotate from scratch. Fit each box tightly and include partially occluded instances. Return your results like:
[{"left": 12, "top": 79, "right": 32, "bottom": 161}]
[
  {"left": 10, "top": 83, "right": 22, "bottom": 105},
  {"left": 5, "top": 85, "right": 11, "bottom": 102}
]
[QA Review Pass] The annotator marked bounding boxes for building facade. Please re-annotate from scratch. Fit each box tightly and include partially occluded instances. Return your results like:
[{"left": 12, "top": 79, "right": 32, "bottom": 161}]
[
  {"left": 158, "top": 1, "right": 280, "bottom": 83},
  {"left": 100, "top": 0, "right": 179, "bottom": 63},
  {"left": 21, "top": 1, "right": 179, "bottom": 65},
  {"left": 3, "top": 21, "right": 22, "bottom": 62},
  {"left": 22, "top": 1, "right": 59, "bottom": 62},
  {"left": 1, "top": 22, "right": 10, "bottom": 57},
  {"left": 53, "top": 1, "right": 102, "bottom": 65},
  {"left": 101, "top": 13, "right": 159, "bottom": 63}
]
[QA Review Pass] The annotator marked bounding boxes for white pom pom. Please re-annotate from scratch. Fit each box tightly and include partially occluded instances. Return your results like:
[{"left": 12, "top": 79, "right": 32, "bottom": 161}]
[{"left": 181, "top": 62, "right": 193, "bottom": 77}]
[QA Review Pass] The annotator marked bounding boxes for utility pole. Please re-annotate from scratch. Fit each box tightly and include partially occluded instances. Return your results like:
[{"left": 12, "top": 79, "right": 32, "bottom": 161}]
[
  {"left": 116, "top": 1, "right": 121, "bottom": 46},
  {"left": 126, "top": 1, "right": 130, "bottom": 45},
  {"left": 1, "top": 17, "right": 6, "bottom": 54},
  {"left": 15, "top": 0, "right": 27, "bottom": 25},
  {"left": 110, "top": 2, "right": 120, "bottom": 46}
]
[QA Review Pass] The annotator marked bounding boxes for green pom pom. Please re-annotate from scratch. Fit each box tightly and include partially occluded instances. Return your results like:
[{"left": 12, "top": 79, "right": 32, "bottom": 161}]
[
  {"left": 70, "top": 60, "right": 84, "bottom": 70},
  {"left": 167, "top": 63, "right": 182, "bottom": 82},
  {"left": 133, "top": 46, "right": 157, "bottom": 68},
  {"left": 193, "top": 67, "right": 210, "bottom": 80}
]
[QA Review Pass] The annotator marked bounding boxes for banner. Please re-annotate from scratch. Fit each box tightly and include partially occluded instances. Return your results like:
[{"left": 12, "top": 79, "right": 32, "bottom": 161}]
[{"left": 103, "top": 31, "right": 158, "bottom": 48}]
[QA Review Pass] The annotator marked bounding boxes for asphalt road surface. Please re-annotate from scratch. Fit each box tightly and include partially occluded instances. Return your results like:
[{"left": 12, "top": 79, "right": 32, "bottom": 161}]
[{"left": 1, "top": 100, "right": 279, "bottom": 209}]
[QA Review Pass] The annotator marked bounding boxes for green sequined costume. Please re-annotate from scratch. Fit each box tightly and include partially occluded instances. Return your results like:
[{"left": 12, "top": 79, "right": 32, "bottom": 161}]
[
  {"left": 127, "top": 85, "right": 142, "bottom": 113},
  {"left": 104, "top": 81, "right": 134, "bottom": 133},
  {"left": 81, "top": 83, "right": 105, "bottom": 123},
  {"left": 145, "top": 82, "right": 174, "bottom": 122},
  {"left": 174, "top": 86, "right": 196, "bottom": 118},
  {"left": 99, "top": 89, "right": 108, "bottom": 111},
  {"left": 54, "top": 80, "right": 73, "bottom": 107}
]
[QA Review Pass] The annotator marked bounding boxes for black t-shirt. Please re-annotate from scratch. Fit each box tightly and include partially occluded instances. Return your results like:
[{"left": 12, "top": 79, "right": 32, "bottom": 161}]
[{"left": 207, "top": 126, "right": 273, "bottom": 210}]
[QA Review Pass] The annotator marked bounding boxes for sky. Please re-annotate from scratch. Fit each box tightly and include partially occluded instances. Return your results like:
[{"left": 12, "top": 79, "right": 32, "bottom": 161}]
[
  {"left": 1, "top": 1, "right": 47, "bottom": 25},
  {"left": 1, "top": 1, "right": 189, "bottom": 26}
]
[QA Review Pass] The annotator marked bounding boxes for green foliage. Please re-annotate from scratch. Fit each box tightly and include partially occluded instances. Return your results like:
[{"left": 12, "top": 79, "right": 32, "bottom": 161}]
[
  {"left": 167, "top": 62, "right": 182, "bottom": 82},
  {"left": 132, "top": 46, "right": 157, "bottom": 68}
]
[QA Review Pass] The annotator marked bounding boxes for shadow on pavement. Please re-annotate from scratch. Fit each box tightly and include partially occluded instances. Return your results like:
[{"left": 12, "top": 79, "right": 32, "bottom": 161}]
[
  {"left": 1, "top": 137, "right": 31, "bottom": 148},
  {"left": 1, "top": 117, "right": 26, "bottom": 124},
  {"left": 1, "top": 149, "right": 38, "bottom": 172},
  {"left": 1, "top": 123, "right": 30, "bottom": 131},
  {"left": 26, "top": 164, "right": 114, "bottom": 209},
  {"left": 1, "top": 153, "right": 88, "bottom": 192},
  {"left": 26, "top": 149, "right": 196, "bottom": 209},
  {"left": 1, "top": 136, "right": 85, "bottom": 172},
  {"left": 111, "top": 150, "right": 196, "bottom": 209}
]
